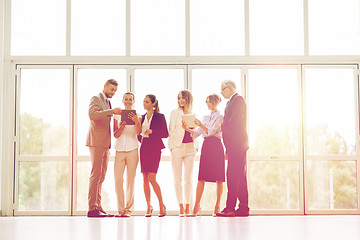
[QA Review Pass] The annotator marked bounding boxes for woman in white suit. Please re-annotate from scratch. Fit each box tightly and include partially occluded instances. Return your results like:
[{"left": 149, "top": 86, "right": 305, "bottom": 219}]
[{"left": 169, "top": 90, "right": 197, "bottom": 217}]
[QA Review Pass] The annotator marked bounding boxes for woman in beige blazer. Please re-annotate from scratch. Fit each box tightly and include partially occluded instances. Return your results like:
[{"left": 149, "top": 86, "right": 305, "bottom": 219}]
[{"left": 169, "top": 90, "right": 197, "bottom": 217}]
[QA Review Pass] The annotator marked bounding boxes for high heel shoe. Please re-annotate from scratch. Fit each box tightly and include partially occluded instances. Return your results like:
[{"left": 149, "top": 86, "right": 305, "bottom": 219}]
[
  {"left": 213, "top": 206, "right": 220, "bottom": 217},
  {"left": 145, "top": 206, "right": 153, "bottom": 217},
  {"left": 159, "top": 205, "right": 167, "bottom": 217},
  {"left": 188, "top": 207, "right": 201, "bottom": 217},
  {"left": 179, "top": 207, "right": 185, "bottom": 217}
]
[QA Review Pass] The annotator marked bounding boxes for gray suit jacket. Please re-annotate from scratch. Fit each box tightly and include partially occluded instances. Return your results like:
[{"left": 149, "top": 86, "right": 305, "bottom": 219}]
[{"left": 86, "top": 93, "right": 113, "bottom": 149}]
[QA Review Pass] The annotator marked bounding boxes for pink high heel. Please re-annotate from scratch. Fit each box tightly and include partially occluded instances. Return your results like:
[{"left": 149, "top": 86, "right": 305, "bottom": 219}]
[
  {"left": 159, "top": 205, "right": 167, "bottom": 217},
  {"left": 145, "top": 206, "right": 153, "bottom": 217}
]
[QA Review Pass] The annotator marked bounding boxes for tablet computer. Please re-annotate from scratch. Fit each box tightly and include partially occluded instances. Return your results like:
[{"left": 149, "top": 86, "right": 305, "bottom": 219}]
[
  {"left": 121, "top": 110, "right": 137, "bottom": 125},
  {"left": 181, "top": 114, "right": 196, "bottom": 128}
]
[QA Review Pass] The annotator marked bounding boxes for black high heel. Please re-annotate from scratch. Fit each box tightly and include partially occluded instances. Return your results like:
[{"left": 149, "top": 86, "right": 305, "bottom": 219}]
[
  {"left": 159, "top": 205, "right": 167, "bottom": 217},
  {"left": 145, "top": 206, "right": 153, "bottom": 217}
]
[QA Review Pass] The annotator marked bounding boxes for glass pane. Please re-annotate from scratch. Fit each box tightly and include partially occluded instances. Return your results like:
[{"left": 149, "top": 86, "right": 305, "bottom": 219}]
[
  {"left": 250, "top": 0, "right": 304, "bottom": 55},
  {"left": 190, "top": 0, "right": 245, "bottom": 56},
  {"left": 18, "top": 161, "right": 69, "bottom": 211},
  {"left": 19, "top": 69, "right": 70, "bottom": 156},
  {"left": 305, "top": 68, "right": 356, "bottom": 155},
  {"left": 131, "top": 0, "right": 185, "bottom": 56},
  {"left": 11, "top": 0, "right": 66, "bottom": 55},
  {"left": 307, "top": 160, "right": 357, "bottom": 210},
  {"left": 248, "top": 68, "right": 299, "bottom": 155},
  {"left": 308, "top": 0, "right": 360, "bottom": 55},
  {"left": 249, "top": 161, "right": 300, "bottom": 209},
  {"left": 71, "top": 0, "right": 126, "bottom": 55},
  {"left": 76, "top": 69, "right": 127, "bottom": 156}
]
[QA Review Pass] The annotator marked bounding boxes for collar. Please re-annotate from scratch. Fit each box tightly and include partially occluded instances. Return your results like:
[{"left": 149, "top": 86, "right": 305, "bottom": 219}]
[
  {"left": 229, "top": 92, "right": 237, "bottom": 101},
  {"left": 211, "top": 111, "right": 220, "bottom": 116},
  {"left": 101, "top": 92, "right": 108, "bottom": 100}
]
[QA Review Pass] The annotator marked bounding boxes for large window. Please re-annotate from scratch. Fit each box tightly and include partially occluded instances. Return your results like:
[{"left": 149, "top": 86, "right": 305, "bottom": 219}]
[
  {"left": 247, "top": 67, "right": 301, "bottom": 211},
  {"left": 131, "top": 0, "right": 185, "bottom": 56},
  {"left": 13, "top": 64, "right": 360, "bottom": 215},
  {"left": 308, "top": 0, "right": 360, "bottom": 55},
  {"left": 11, "top": 0, "right": 66, "bottom": 55},
  {"left": 9, "top": 0, "right": 360, "bottom": 56},
  {"left": 304, "top": 66, "right": 358, "bottom": 212},
  {"left": 190, "top": 0, "right": 245, "bottom": 55},
  {"left": 249, "top": 0, "right": 304, "bottom": 55},
  {"left": 16, "top": 67, "right": 72, "bottom": 213},
  {"left": 71, "top": 0, "right": 126, "bottom": 56}
]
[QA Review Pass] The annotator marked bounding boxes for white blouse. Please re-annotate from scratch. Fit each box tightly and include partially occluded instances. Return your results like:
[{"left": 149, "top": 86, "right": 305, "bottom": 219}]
[
  {"left": 193, "top": 111, "right": 223, "bottom": 139},
  {"left": 141, "top": 113, "right": 153, "bottom": 139},
  {"left": 113, "top": 114, "right": 139, "bottom": 152}
]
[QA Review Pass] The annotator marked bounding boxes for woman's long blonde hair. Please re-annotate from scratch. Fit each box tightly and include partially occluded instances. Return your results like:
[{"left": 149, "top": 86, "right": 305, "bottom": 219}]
[{"left": 177, "top": 90, "right": 193, "bottom": 112}]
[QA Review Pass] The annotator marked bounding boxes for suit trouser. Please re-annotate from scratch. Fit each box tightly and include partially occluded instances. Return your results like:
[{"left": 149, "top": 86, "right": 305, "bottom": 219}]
[
  {"left": 226, "top": 149, "right": 249, "bottom": 211},
  {"left": 171, "top": 142, "right": 196, "bottom": 205},
  {"left": 114, "top": 149, "right": 139, "bottom": 213},
  {"left": 88, "top": 146, "right": 110, "bottom": 211}
]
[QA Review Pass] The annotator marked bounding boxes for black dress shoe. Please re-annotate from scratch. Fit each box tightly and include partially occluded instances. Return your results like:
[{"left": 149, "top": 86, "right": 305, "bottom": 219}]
[
  {"left": 216, "top": 208, "right": 235, "bottom": 217},
  {"left": 99, "top": 209, "right": 114, "bottom": 217},
  {"left": 87, "top": 209, "right": 109, "bottom": 218},
  {"left": 235, "top": 209, "right": 249, "bottom": 217}
]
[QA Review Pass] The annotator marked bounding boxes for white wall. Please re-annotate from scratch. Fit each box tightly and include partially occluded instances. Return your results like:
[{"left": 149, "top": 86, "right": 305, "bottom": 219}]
[
  {"left": 1, "top": 0, "right": 15, "bottom": 216},
  {"left": 0, "top": 0, "right": 5, "bottom": 215}
]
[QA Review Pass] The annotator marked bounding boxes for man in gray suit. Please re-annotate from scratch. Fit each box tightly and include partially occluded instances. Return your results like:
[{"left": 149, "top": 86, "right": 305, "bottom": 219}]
[{"left": 86, "top": 79, "right": 121, "bottom": 217}]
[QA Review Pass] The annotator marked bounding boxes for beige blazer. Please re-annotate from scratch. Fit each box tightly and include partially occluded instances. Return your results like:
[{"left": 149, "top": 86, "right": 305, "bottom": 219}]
[
  {"left": 168, "top": 108, "right": 198, "bottom": 151},
  {"left": 86, "top": 93, "right": 113, "bottom": 148}
]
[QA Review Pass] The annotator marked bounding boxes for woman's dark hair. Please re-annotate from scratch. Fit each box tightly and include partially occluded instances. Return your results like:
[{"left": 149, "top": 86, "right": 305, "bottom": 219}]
[{"left": 146, "top": 94, "right": 159, "bottom": 113}]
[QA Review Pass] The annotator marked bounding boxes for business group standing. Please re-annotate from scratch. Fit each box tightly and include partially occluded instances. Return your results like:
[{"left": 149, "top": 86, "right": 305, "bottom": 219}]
[{"left": 86, "top": 79, "right": 249, "bottom": 218}]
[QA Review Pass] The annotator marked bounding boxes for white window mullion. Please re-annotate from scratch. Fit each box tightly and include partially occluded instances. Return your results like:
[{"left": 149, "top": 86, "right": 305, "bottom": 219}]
[
  {"left": 303, "top": 0, "right": 309, "bottom": 56},
  {"left": 66, "top": 0, "right": 71, "bottom": 56},
  {"left": 244, "top": 0, "right": 250, "bottom": 56}
]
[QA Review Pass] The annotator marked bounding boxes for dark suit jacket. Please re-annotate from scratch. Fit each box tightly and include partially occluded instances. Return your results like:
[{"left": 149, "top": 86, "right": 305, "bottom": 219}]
[
  {"left": 138, "top": 112, "right": 169, "bottom": 150},
  {"left": 221, "top": 93, "right": 249, "bottom": 152}
]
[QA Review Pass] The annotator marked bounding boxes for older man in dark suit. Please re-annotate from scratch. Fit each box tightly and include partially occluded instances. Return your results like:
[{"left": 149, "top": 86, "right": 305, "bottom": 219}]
[
  {"left": 216, "top": 80, "right": 249, "bottom": 217},
  {"left": 86, "top": 79, "right": 121, "bottom": 217}
]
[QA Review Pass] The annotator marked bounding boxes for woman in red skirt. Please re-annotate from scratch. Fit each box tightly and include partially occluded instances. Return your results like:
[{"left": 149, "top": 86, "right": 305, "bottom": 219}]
[{"left": 183, "top": 94, "right": 225, "bottom": 216}]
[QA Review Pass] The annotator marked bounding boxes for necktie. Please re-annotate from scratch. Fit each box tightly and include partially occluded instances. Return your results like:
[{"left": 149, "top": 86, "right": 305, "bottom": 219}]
[{"left": 106, "top": 99, "right": 111, "bottom": 109}]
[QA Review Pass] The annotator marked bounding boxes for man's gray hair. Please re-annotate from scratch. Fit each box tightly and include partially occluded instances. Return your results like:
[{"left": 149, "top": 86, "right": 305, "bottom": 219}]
[{"left": 222, "top": 80, "right": 236, "bottom": 90}]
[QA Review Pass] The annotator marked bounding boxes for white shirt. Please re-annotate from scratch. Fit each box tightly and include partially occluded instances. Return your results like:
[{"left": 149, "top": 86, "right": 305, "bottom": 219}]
[
  {"left": 228, "top": 92, "right": 236, "bottom": 102},
  {"left": 113, "top": 115, "right": 139, "bottom": 152},
  {"left": 141, "top": 113, "right": 153, "bottom": 139}
]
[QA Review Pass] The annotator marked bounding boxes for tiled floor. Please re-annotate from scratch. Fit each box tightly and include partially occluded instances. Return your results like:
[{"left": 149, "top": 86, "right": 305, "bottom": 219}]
[{"left": 1, "top": 215, "right": 360, "bottom": 240}]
